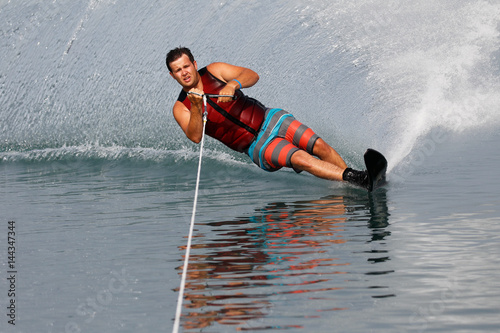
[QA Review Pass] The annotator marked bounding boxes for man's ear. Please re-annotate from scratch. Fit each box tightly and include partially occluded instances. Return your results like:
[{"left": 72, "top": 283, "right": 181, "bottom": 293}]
[{"left": 194, "top": 60, "right": 198, "bottom": 70}]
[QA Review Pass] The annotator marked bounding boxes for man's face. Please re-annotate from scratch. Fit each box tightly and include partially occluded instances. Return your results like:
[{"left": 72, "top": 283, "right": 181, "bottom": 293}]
[{"left": 169, "top": 54, "right": 199, "bottom": 90}]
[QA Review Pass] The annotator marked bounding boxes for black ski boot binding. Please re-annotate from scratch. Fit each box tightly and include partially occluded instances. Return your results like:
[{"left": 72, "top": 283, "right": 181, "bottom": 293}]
[{"left": 342, "top": 168, "right": 369, "bottom": 190}]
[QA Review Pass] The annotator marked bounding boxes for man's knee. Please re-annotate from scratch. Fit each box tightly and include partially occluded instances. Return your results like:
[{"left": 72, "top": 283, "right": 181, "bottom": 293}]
[
  {"left": 313, "top": 138, "right": 333, "bottom": 154},
  {"left": 290, "top": 150, "right": 314, "bottom": 171}
]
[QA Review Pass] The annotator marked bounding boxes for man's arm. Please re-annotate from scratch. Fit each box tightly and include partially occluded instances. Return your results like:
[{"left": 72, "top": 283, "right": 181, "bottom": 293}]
[
  {"left": 206, "top": 62, "right": 259, "bottom": 102},
  {"left": 172, "top": 88, "right": 205, "bottom": 143}
]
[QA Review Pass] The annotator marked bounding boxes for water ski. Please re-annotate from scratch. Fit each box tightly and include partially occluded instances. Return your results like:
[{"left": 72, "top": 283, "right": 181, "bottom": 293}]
[{"left": 364, "top": 149, "right": 387, "bottom": 192}]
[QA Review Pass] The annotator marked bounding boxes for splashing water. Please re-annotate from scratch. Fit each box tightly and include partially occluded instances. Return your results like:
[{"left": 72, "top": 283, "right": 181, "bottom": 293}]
[{"left": 1, "top": 0, "right": 499, "bottom": 173}]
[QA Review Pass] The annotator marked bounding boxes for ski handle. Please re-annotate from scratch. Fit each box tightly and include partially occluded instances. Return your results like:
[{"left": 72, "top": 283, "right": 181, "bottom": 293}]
[
  {"left": 187, "top": 92, "right": 236, "bottom": 120},
  {"left": 187, "top": 91, "right": 235, "bottom": 99}
]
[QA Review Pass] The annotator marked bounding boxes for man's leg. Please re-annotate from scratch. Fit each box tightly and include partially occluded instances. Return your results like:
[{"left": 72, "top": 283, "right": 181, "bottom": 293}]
[
  {"left": 280, "top": 117, "right": 347, "bottom": 174},
  {"left": 290, "top": 149, "right": 369, "bottom": 188},
  {"left": 290, "top": 139, "right": 369, "bottom": 188},
  {"left": 310, "top": 138, "right": 348, "bottom": 170},
  {"left": 259, "top": 136, "right": 345, "bottom": 181},
  {"left": 257, "top": 113, "right": 369, "bottom": 188},
  {"left": 289, "top": 137, "right": 348, "bottom": 180},
  {"left": 290, "top": 149, "right": 345, "bottom": 181}
]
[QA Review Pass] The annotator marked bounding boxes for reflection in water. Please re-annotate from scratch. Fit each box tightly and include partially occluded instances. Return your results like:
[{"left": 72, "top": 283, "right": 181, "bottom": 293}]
[{"left": 176, "top": 189, "right": 391, "bottom": 331}]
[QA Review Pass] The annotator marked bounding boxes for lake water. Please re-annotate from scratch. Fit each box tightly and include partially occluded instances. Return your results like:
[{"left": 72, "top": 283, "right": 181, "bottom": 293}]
[{"left": 1, "top": 1, "right": 500, "bottom": 332}]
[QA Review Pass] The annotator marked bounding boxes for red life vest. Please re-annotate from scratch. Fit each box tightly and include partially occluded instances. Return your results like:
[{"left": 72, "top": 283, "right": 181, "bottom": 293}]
[{"left": 177, "top": 67, "right": 266, "bottom": 152}]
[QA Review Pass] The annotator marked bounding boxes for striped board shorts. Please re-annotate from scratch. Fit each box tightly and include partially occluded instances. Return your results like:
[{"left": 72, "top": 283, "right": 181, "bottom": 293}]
[{"left": 247, "top": 108, "right": 320, "bottom": 172}]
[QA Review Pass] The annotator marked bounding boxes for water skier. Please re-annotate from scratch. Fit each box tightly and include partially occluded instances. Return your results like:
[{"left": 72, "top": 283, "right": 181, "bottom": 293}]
[{"left": 166, "top": 47, "right": 370, "bottom": 189}]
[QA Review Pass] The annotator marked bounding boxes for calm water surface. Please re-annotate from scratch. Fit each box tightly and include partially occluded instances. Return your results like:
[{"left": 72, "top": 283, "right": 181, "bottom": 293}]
[{"left": 1, "top": 131, "right": 499, "bottom": 332}]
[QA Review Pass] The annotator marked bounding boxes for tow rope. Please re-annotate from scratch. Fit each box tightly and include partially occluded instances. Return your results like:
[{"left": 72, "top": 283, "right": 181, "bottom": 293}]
[{"left": 172, "top": 93, "right": 232, "bottom": 333}]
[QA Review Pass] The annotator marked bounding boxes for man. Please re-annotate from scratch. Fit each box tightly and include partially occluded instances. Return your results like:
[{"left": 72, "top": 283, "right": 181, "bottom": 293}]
[{"left": 166, "top": 47, "right": 369, "bottom": 189}]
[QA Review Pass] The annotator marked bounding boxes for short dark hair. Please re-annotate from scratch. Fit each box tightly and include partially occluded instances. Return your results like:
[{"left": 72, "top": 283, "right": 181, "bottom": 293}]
[{"left": 166, "top": 47, "right": 195, "bottom": 72}]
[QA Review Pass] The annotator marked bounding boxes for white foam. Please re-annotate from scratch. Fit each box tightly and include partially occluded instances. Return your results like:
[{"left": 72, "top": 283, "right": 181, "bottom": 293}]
[
  {"left": 0, "top": 143, "right": 249, "bottom": 169},
  {"left": 1, "top": 0, "right": 499, "bottom": 173}
]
